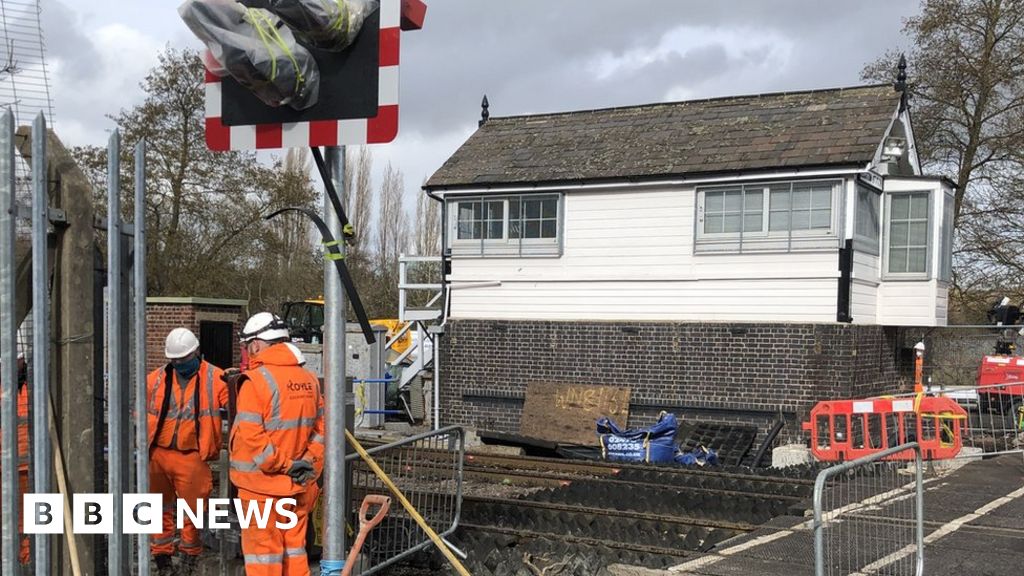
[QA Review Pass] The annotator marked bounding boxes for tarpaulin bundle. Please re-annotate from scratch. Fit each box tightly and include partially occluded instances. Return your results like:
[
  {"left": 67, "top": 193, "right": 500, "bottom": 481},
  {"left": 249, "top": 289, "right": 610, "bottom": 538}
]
[
  {"left": 179, "top": 0, "right": 320, "bottom": 110},
  {"left": 675, "top": 445, "right": 719, "bottom": 466},
  {"left": 596, "top": 412, "right": 678, "bottom": 464},
  {"left": 268, "top": 0, "right": 380, "bottom": 51}
]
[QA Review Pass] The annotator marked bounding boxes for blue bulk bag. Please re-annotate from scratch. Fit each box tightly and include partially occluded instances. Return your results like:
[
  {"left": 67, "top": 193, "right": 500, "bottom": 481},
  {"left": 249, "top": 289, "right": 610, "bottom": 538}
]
[
  {"left": 675, "top": 445, "right": 719, "bottom": 466},
  {"left": 596, "top": 412, "right": 678, "bottom": 463}
]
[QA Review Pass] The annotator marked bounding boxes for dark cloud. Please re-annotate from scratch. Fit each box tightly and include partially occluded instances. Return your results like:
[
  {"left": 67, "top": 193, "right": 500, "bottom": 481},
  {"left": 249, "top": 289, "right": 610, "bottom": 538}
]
[
  {"left": 40, "top": 0, "right": 101, "bottom": 81},
  {"left": 398, "top": 0, "right": 920, "bottom": 138}
]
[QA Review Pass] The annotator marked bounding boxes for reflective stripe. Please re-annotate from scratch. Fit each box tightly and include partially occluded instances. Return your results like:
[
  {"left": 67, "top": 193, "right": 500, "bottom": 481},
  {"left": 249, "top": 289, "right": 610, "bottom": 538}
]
[
  {"left": 179, "top": 540, "right": 201, "bottom": 549},
  {"left": 284, "top": 547, "right": 306, "bottom": 558},
  {"left": 252, "top": 443, "right": 274, "bottom": 465},
  {"left": 259, "top": 367, "right": 282, "bottom": 423},
  {"left": 17, "top": 417, "right": 29, "bottom": 425},
  {"left": 149, "top": 372, "right": 163, "bottom": 412},
  {"left": 264, "top": 417, "right": 317, "bottom": 431},
  {"left": 245, "top": 553, "right": 283, "bottom": 564},
  {"left": 204, "top": 363, "right": 215, "bottom": 420},
  {"left": 235, "top": 412, "right": 263, "bottom": 425},
  {"left": 230, "top": 460, "right": 260, "bottom": 472},
  {"left": 310, "top": 433, "right": 324, "bottom": 445},
  {"left": 152, "top": 535, "right": 178, "bottom": 545}
]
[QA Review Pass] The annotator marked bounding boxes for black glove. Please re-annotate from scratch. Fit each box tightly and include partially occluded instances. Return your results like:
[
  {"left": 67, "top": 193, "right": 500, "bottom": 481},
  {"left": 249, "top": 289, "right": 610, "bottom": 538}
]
[{"left": 287, "top": 459, "right": 315, "bottom": 484}]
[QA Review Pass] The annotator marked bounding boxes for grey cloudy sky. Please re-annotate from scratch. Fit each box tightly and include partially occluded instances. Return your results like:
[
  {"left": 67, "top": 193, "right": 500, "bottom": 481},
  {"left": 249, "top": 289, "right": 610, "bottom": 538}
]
[{"left": 46, "top": 0, "right": 921, "bottom": 203}]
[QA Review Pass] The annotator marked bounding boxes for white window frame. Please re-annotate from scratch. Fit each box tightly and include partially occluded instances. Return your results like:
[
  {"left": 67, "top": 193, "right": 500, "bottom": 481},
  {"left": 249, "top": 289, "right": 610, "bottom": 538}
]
[
  {"left": 447, "top": 194, "right": 563, "bottom": 257},
  {"left": 695, "top": 179, "right": 843, "bottom": 252},
  {"left": 939, "top": 191, "right": 954, "bottom": 282},
  {"left": 854, "top": 183, "right": 882, "bottom": 256},
  {"left": 883, "top": 191, "right": 931, "bottom": 279}
]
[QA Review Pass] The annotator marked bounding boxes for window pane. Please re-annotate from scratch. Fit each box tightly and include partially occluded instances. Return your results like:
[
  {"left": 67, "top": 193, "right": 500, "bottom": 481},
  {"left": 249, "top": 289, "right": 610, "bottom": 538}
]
[
  {"left": 541, "top": 220, "right": 557, "bottom": 238},
  {"left": 723, "top": 191, "right": 742, "bottom": 212},
  {"left": 908, "top": 248, "right": 927, "bottom": 272},
  {"left": 769, "top": 188, "right": 790, "bottom": 210},
  {"left": 810, "top": 209, "right": 830, "bottom": 229},
  {"left": 509, "top": 220, "right": 521, "bottom": 239},
  {"left": 524, "top": 199, "right": 541, "bottom": 219},
  {"left": 910, "top": 194, "right": 929, "bottom": 218},
  {"left": 769, "top": 212, "right": 789, "bottom": 231},
  {"left": 705, "top": 214, "right": 723, "bottom": 234},
  {"left": 744, "top": 213, "right": 763, "bottom": 232},
  {"left": 791, "top": 210, "right": 810, "bottom": 230},
  {"left": 889, "top": 247, "right": 907, "bottom": 273},
  {"left": 891, "top": 195, "right": 910, "bottom": 220},
  {"left": 705, "top": 192, "right": 723, "bottom": 213},
  {"left": 473, "top": 202, "right": 483, "bottom": 219},
  {"left": 792, "top": 189, "right": 811, "bottom": 210},
  {"left": 487, "top": 221, "right": 503, "bottom": 239},
  {"left": 458, "top": 202, "right": 477, "bottom": 222},
  {"left": 890, "top": 222, "right": 909, "bottom": 246},
  {"left": 457, "top": 222, "right": 475, "bottom": 239},
  {"left": 744, "top": 190, "right": 764, "bottom": 210},
  {"left": 509, "top": 199, "right": 521, "bottom": 220},
  {"left": 525, "top": 221, "right": 540, "bottom": 238},
  {"left": 486, "top": 201, "right": 504, "bottom": 220},
  {"left": 909, "top": 222, "right": 928, "bottom": 246},
  {"left": 812, "top": 189, "right": 831, "bottom": 210},
  {"left": 541, "top": 198, "right": 557, "bottom": 218},
  {"left": 723, "top": 214, "right": 742, "bottom": 233},
  {"left": 856, "top": 188, "right": 880, "bottom": 240}
]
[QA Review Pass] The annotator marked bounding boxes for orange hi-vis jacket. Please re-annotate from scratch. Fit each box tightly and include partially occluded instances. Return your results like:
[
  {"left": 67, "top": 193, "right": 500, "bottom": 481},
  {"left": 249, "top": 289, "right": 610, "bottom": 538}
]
[
  {"left": 146, "top": 360, "right": 227, "bottom": 461},
  {"left": 16, "top": 381, "right": 28, "bottom": 471},
  {"left": 229, "top": 343, "right": 325, "bottom": 497}
]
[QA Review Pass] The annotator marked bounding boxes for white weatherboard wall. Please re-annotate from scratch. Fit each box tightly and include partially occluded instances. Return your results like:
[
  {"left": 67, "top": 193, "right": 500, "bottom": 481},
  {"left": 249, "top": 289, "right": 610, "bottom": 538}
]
[{"left": 447, "top": 185, "right": 841, "bottom": 322}]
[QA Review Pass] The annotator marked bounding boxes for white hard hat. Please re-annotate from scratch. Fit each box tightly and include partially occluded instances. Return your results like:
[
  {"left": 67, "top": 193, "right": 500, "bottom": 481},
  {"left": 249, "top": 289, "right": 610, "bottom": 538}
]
[
  {"left": 165, "top": 328, "right": 200, "bottom": 359},
  {"left": 240, "top": 312, "right": 290, "bottom": 343},
  {"left": 284, "top": 342, "right": 306, "bottom": 366}
]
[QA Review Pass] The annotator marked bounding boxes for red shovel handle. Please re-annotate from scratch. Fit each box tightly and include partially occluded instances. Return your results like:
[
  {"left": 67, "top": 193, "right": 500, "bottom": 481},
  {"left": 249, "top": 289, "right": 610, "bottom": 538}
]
[{"left": 359, "top": 495, "right": 391, "bottom": 530}]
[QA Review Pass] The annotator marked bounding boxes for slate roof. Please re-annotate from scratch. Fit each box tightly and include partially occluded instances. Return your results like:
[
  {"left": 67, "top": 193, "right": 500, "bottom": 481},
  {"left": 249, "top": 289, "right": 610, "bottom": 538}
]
[{"left": 425, "top": 84, "right": 901, "bottom": 190}]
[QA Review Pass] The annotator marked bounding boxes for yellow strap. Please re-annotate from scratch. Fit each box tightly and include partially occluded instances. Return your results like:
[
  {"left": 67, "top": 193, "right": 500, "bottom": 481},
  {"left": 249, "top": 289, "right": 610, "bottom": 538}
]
[
  {"left": 323, "top": 240, "right": 341, "bottom": 248},
  {"left": 245, "top": 9, "right": 305, "bottom": 94},
  {"left": 325, "top": 252, "right": 345, "bottom": 261},
  {"left": 345, "top": 429, "right": 472, "bottom": 576}
]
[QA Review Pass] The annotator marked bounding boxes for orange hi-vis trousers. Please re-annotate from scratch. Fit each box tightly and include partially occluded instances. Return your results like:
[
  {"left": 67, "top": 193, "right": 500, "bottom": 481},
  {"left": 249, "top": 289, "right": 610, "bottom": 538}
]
[
  {"left": 150, "top": 447, "right": 213, "bottom": 557},
  {"left": 238, "top": 484, "right": 318, "bottom": 576}
]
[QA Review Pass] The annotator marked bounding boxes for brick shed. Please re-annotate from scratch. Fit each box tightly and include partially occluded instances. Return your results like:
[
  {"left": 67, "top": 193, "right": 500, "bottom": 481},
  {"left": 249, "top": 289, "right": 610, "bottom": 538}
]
[{"left": 146, "top": 297, "right": 247, "bottom": 373}]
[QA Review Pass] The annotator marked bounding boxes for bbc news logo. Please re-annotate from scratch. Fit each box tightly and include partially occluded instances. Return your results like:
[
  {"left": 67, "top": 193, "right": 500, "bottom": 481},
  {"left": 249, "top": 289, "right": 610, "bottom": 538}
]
[{"left": 22, "top": 495, "right": 299, "bottom": 534}]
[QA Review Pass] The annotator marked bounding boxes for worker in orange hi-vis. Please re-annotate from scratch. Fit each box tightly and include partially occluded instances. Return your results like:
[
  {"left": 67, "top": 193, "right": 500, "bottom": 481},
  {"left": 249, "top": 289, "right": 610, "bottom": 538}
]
[
  {"left": 146, "top": 327, "right": 228, "bottom": 575},
  {"left": 0, "top": 347, "right": 32, "bottom": 565},
  {"left": 230, "top": 312, "right": 324, "bottom": 576}
]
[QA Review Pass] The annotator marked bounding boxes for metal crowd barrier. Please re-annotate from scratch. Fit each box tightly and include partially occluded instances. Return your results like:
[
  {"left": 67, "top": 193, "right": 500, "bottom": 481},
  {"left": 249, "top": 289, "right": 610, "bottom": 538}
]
[
  {"left": 344, "top": 425, "right": 464, "bottom": 575},
  {"left": 813, "top": 442, "right": 924, "bottom": 576}
]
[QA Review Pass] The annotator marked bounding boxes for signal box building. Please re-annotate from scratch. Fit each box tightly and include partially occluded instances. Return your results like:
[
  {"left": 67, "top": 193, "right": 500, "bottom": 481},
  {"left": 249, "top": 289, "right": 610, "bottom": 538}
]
[{"left": 424, "top": 82, "right": 954, "bottom": 440}]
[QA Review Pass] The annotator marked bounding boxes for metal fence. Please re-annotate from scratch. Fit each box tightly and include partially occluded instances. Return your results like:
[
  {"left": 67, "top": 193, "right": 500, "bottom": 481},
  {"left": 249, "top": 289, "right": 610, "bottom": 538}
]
[
  {"left": 344, "top": 425, "right": 464, "bottom": 575},
  {"left": 813, "top": 442, "right": 924, "bottom": 576}
]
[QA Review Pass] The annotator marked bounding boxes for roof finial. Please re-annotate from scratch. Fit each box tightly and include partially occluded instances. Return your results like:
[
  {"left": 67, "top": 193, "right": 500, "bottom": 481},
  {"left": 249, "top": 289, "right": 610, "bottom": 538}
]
[
  {"left": 894, "top": 54, "right": 909, "bottom": 112},
  {"left": 894, "top": 54, "right": 907, "bottom": 92},
  {"left": 479, "top": 95, "right": 489, "bottom": 127}
]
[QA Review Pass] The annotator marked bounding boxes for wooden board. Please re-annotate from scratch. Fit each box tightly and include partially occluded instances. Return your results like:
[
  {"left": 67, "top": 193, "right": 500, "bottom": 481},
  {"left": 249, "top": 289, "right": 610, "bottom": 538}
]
[{"left": 520, "top": 383, "right": 631, "bottom": 446}]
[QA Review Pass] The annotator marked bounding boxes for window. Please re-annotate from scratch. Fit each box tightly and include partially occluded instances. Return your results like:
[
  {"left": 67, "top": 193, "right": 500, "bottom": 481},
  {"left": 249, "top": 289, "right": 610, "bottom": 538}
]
[
  {"left": 887, "top": 192, "right": 930, "bottom": 274},
  {"left": 939, "top": 192, "right": 954, "bottom": 281},
  {"left": 449, "top": 194, "right": 562, "bottom": 257},
  {"left": 510, "top": 196, "right": 559, "bottom": 239},
  {"left": 696, "top": 180, "right": 839, "bottom": 253},
  {"left": 855, "top": 184, "right": 881, "bottom": 254}
]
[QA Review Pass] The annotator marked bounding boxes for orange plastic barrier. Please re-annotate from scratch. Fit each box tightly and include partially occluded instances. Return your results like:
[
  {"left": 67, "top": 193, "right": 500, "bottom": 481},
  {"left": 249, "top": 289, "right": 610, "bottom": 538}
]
[{"left": 802, "top": 395, "right": 967, "bottom": 461}]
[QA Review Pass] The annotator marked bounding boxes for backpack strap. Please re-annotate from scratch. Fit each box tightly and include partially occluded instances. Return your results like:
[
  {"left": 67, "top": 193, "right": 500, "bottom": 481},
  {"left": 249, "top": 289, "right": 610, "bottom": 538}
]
[{"left": 149, "top": 364, "right": 176, "bottom": 452}]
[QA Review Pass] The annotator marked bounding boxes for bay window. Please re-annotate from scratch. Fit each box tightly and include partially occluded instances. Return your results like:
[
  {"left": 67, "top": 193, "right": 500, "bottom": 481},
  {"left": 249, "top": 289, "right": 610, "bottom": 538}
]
[{"left": 885, "top": 192, "right": 930, "bottom": 275}]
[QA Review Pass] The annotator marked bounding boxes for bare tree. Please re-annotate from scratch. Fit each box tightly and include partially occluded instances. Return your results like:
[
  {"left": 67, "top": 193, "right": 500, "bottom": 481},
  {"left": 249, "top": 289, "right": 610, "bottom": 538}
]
[
  {"left": 376, "top": 162, "right": 409, "bottom": 270},
  {"left": 415, "top": 185, "right": 441, "bottom": 256}
]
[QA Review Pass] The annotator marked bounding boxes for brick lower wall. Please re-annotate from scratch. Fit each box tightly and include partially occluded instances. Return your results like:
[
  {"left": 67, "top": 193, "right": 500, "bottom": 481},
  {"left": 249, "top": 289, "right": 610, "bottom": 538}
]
[
  {"left": 439, "top": 319, "right": 910, "bottom": 447},
  {"left": 146, "top": 303, "right": 243, "bottom": 372}
]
